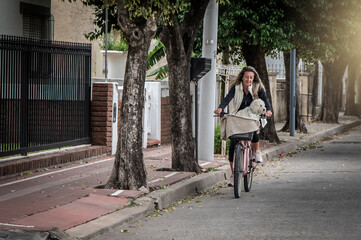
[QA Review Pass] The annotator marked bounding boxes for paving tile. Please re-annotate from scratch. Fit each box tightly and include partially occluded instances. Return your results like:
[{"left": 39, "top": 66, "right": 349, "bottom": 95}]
[{"left": 11, "top": 194, "right": 130, "bottom": 231}]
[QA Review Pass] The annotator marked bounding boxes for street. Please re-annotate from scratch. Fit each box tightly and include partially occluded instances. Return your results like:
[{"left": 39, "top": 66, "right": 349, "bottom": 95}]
[{"left": 92, "top": 125, "right": 361, "bottom": 240}]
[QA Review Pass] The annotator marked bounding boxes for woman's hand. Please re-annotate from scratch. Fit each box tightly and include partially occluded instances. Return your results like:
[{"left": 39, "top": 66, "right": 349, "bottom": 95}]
[
  {"left": 214, "top": 108, "right": 223, "bottom": 115},
  {"left": 265, "top": 110, "right": 272, "bottom": 118}
]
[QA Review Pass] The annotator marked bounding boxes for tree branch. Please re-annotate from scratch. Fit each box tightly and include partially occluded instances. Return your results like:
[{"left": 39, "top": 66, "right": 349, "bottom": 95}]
[
  {"left": 116, "top": 1, "right": 133, "bottom": 36},
  {"left": 160, "top": 13, "right": 185, "bottom": 60},
  {"left": 181, "top": 0, "right": 210, "bottom": 57}
]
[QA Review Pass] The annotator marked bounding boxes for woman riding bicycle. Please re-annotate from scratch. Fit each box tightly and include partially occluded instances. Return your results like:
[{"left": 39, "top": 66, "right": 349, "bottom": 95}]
[{"left": 214, "top": 66, "right": 272, "bottom": 186}]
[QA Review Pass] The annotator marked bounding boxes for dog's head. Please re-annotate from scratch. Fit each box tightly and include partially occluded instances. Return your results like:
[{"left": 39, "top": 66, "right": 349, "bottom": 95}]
[{"left": 250, "top": 99, "right": 266, "bottom": 115}]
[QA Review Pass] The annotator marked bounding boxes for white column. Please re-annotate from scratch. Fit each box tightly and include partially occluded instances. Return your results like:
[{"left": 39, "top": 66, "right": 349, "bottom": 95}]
[
  {"left": 111, "top": 83, "right": 118, "bottom": 155},
  {"left": 198, "top": 0, "right": 218, "bottom": 162}
]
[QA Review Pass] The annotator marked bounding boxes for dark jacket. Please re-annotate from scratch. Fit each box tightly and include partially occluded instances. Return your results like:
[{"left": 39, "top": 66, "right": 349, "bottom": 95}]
[{"left": 218, "top": 85, "right": 271, "bottom": 112}]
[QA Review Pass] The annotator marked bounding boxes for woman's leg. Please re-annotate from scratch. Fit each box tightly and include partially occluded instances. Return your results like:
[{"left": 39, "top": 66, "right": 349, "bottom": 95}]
[
  {"left": 252, "top": 141, "right": 259, "bottom": 151},
  {"left": 228, "top": 139, "right": 236, "bottom": 174},
  {"left": 251, "top": 132, "right": 263, "bottom": 163},
  {"left": 227, "top": 139, "right": 237, "bottom": 186},
  {"left": 251, "top": 131, "right": 260, "bottom": 150},
  {"left": 229, "top": 161, "right": 233, "bottom": 175}
]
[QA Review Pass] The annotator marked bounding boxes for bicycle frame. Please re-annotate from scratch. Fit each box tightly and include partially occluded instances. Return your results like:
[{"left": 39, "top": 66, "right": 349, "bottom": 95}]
[
  {"left": 231, "top": 132, "right": 256, "bottom": 198},
  {"left": 233, "top": 139, "right": 253, "bottom": 175}
]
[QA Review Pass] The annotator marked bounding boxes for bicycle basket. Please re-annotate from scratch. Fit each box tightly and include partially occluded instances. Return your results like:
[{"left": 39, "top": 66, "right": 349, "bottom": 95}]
[{"left": 220, "top": 114, "right": 260, "bottom": 140}]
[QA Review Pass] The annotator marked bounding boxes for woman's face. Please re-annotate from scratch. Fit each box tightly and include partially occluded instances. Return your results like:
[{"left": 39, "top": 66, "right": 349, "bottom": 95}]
[{"left": 242, "top": 71, "right": 255, "bottom": 88}]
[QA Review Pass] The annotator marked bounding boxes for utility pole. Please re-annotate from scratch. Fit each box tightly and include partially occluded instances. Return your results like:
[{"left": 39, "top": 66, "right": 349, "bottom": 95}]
[
  {"left": 104, "top": 1, "right": 108, "bottom": 81},
  {"left": 290, "top": 49, "right": 296, "bottom": 136},
  {"left": 198, "top": 0, "right": 218, "bottom": 162}
]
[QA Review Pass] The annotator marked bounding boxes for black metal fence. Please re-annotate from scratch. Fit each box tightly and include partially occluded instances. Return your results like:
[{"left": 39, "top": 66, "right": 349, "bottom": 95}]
[{"left": 0, "top": 35, "right": 91, "bottom": 157}]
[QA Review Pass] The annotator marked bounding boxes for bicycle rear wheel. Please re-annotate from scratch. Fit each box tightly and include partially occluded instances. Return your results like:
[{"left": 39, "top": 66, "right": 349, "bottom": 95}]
[
  {"left": 244, "top": 145, "right": 254, "bottom": 192},
  {"left": 234, "top": 144, "right": 244, "bottom": 198}
]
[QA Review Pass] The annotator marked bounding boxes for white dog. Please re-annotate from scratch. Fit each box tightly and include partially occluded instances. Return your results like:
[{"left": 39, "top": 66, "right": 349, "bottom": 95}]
[{"left": 235, "top": 98, "right": 266, "bottom": 119}]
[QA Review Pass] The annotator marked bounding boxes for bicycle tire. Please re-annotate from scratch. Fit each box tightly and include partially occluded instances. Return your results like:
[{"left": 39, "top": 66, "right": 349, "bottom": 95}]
[
  {"left": 244, "top": 145, "right": 254, "bottom": 192},
  {"left": 234, "top": 144, "right": 244, "bottom": 198}
]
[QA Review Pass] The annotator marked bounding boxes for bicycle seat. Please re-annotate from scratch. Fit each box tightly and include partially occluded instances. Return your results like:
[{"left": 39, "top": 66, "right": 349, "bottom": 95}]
[{"left": 228, "top": 132, "right": 253, "bottom": 141}]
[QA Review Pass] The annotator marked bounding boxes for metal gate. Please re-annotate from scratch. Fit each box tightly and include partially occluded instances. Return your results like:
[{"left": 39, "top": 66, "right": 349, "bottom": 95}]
[{"left": 0, "top": 35, "right": 91, "bottom": 157}]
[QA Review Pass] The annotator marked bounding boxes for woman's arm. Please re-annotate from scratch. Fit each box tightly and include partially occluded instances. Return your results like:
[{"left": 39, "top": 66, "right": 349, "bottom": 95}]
[
  {"left": 258, "top": 88, "right": 272, "bottom": 118},
  {"left": 217, "top": 86, "right": 235, "bottom": 109}
]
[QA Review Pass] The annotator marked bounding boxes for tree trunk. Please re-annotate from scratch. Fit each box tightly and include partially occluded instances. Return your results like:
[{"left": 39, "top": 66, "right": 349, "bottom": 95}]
[
  {"left": 295, "top": 72, "right": 308, "bottom": 133},
  {"left": 168, "top": 52, "right": 199, "bottom": 172},
  {"left": 358, "top": 67, "right": 361, "bottom": 117},
  {"left": 161, "top": 20, "right": 199, "bottom": 172},
  {"left": 160, "top": 0, "right": 210, "bottom": 172},
  {"left": 280, "top": 52, "right": 291, "bottom": 131},
  {"left": 319, "top": 58, "right": 347, "bottom": 123},
  {"left": 105, "top": 2, "right": 157, "bottom": 190},
  {"left": 280, "top": 52, "right": 307, "bottom": 133},
  {"left": 242, "top": 42, "right": 280, "bottom": 143},
  {"left": 311, "top": 61, "right": 319, "bottom": 119},
  {"left": 345, "top": 56, "right": 360, "bottom": 116}
]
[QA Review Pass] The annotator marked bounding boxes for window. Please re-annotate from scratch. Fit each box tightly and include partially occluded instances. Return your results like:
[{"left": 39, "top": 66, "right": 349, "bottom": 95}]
[{"left": 20, "top": 2, "right": 51, "bottom": 40}]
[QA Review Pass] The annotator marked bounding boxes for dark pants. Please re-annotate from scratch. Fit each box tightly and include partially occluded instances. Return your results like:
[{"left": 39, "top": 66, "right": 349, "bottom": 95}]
[{"left": 228, "top": 131, "right": 259, "bottom": 162}]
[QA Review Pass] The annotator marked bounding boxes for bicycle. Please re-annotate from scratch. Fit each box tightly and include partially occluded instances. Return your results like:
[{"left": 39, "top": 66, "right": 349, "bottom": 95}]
[
  {"left": 215, "top": 113, "right": 263, "bottom": 198},
  {"left": 230, "top": 131, "right": 257, "bottom": 198}
]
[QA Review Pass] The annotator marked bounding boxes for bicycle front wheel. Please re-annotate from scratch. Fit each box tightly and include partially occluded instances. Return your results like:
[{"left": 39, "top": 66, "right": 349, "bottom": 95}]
[
  {"left": 234, "top": 144, "right": 244, "bottom": 198},
  {"left": 244, "top": 146, "right": 254, "bottom": 192}
]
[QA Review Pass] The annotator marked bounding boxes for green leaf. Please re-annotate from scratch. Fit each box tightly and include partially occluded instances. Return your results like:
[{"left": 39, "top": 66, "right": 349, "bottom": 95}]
[
  {"left": 147, "top": 65, "right": 168, "bottom": 80},
  {"left": 147, "top": 39, "right": 166, "bottom": 70}
]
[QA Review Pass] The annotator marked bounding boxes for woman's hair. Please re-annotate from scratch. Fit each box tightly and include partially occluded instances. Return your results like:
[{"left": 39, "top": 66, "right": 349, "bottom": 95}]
[{"left": 230, "top": 66, "right": 265, "bottom": 97}]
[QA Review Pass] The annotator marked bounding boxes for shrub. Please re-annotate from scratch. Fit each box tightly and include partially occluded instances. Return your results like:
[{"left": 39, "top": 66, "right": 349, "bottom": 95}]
[
  {"left": 100, "top": 31, "right": 128, "bottom": 52},
  {"left": 214, "top": 123, "right": 229, "bottom": 154}
]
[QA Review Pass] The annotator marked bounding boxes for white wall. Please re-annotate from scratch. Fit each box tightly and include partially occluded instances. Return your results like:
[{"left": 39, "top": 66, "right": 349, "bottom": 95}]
[
  {"left": 51, "top": 0, "right": 103, "bottom": 78},
  {"left": 0, "top": 0, "right": 50, "bottom": 36}
]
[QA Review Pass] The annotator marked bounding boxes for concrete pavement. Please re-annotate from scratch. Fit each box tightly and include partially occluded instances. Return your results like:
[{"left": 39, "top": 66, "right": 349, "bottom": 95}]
[{"left": 0, "top": 114, "right": 360, "bottom": 239}]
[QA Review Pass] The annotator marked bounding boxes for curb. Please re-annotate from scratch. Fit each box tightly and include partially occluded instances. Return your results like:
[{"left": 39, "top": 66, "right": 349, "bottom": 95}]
[
  {"left": 65, "top": 167, "right": 230, "bottom": 240},
  {"left": 148, "top": 165, "right": 229, "bottom": 210},
  {"left": 263, "top": 120, "right": 361, "bottom": 161},
  {"left": 65, "top": 197, "right": 155, "bottom": 240},
  {"left": 66, "top": 119, "right": 361, "bottom": 240}
]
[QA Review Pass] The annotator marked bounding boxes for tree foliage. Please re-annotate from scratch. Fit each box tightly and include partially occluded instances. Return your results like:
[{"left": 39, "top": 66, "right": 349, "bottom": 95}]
[
  {"left": 217, "top": 0, "right": 294, "bottom": 65},
  {"left": 218, "top": 0, "right": 361, "bottom": 126},
  {"left": 217, "top": 0, "right": 296, "bottom": 142},
  {"left": 80, "top": 0, "right": 187, "bottom": 40},
  {"left": 299, "top": 0, "right": 361, "bottom": 122}
]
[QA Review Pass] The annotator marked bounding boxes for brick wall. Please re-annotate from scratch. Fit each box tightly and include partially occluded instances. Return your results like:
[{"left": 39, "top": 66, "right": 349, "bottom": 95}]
[
  {"left": 161, "top": 97, "right": 172, "bottom": 144},
  {"left": 91, "top": 83, "right": 113, "bottom": 154}
]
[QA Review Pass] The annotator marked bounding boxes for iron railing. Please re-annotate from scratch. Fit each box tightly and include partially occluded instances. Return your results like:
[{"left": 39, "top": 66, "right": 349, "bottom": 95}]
[{"left": 0, "top": 35, "right": 91, "bottom": 157}]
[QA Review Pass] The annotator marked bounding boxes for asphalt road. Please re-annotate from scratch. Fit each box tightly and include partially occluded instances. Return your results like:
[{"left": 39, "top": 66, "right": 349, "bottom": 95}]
[{"left": 91, "top": 125, "right": 361, "bottom": 240}]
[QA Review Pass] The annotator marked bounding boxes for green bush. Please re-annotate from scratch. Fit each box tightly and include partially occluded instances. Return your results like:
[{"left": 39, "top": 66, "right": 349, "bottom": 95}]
[
  {"left": 214, "top": 123, "right": 229, "bottom": 154},
  {"left": 100, "top": 32, "right": 128, "bottom": 52}
]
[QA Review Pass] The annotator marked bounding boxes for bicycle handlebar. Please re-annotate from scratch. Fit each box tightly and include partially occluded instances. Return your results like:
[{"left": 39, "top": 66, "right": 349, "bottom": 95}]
[{"left": 213, "top": 112, "right": 270, "bottom": 120}]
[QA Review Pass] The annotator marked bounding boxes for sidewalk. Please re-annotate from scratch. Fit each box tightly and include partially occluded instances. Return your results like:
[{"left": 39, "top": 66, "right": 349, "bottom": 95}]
[{"left": 0, "top": 115, "right": 360, "bottom": 240}]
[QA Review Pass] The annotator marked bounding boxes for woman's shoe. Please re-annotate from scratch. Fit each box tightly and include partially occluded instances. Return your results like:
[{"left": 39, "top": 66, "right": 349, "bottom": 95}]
[
  {"left": 228, "top": 175, "right": 234, "bottom": 187},
  {"left": 255, "top": 150, "right": 263, "bottom": 163}
]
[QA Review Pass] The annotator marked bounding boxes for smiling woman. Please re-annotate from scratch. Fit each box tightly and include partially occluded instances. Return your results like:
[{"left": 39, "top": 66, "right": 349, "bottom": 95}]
[{"left": 214, "top": 66, "right": 272, "bottom": 185}]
